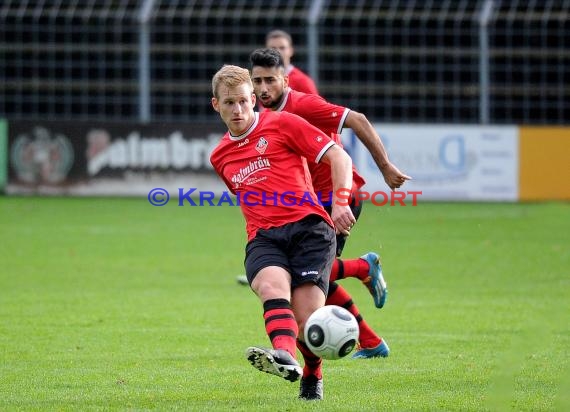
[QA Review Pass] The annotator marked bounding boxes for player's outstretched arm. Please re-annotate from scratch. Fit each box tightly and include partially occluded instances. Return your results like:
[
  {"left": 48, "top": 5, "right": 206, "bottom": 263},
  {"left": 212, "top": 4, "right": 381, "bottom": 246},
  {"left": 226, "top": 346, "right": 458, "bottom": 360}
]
[
  {"left": 320, "top": 144, "right": 356, "bottom": 236},
  {"left": 344, "top": 111, "right": 411, "bottom": 190}
]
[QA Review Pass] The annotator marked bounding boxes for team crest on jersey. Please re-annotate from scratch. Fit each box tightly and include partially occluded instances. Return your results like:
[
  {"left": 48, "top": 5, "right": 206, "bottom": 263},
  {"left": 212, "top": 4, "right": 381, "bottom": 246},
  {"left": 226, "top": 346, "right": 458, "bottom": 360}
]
[
  {"left": 316, "top": 136, "right": 323, "bottom": 142},
  {"left": 256, "top": 137, "right": 268, "bottom": 154}
]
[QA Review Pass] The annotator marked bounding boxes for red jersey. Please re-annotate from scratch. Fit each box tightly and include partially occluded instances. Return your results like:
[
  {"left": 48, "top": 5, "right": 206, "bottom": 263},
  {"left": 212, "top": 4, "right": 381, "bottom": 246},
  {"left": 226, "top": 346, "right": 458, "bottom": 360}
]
[
  {"left": 210, "top": 111, "right": 335, "bottom": 241},
  {"left": 264, "top": 88, "right": 366, "bottom": 202},
  {"left": 287, "top": 65, "right": 319, "bottom": 95}
]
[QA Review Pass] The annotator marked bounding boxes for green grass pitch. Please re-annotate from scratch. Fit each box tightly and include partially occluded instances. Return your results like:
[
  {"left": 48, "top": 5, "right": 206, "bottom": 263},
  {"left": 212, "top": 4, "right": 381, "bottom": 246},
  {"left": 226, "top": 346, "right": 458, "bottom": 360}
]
[{"left": 0, "top": 197, "right": 568, "bottom": 411}]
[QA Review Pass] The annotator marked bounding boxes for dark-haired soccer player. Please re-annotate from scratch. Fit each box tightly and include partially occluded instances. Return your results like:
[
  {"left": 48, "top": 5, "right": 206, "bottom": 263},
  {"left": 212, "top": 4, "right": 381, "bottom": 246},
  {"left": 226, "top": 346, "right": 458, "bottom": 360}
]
[
  {"left": 210, "top": 64, "right": 355, "bottom": 400},
  {"left": 248, "top": 47, "right": 411, "bottom": 359},
  {"left": 266, "top": 29, "right": 319, "bottom": 95}
]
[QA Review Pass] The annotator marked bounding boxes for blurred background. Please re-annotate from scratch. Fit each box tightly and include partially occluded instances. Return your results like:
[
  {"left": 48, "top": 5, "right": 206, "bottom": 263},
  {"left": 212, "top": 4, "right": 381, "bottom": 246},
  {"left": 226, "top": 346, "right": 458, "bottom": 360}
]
[{"left": 0, "top": 0, "right": 568, "bottom": 200}]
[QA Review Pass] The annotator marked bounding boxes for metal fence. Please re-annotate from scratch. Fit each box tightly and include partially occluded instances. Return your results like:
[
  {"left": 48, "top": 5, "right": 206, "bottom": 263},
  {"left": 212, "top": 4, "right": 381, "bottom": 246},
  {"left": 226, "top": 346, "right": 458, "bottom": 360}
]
[{"left": 1, "top": 0, "right": 568, "bottom": 125}]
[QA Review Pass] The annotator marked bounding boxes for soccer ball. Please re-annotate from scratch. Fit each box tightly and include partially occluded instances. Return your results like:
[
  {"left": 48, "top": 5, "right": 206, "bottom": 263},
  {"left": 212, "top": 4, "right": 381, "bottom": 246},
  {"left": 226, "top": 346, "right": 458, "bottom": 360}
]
[{"left": 304, "top": 305, "right": 359, "bottom": 360}]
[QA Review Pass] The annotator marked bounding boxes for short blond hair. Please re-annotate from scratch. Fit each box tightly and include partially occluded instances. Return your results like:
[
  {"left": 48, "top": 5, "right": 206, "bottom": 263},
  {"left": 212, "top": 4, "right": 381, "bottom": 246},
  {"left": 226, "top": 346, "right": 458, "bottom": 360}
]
[{"left": 211, "top": 65, "right": 253, "bottom": 98}]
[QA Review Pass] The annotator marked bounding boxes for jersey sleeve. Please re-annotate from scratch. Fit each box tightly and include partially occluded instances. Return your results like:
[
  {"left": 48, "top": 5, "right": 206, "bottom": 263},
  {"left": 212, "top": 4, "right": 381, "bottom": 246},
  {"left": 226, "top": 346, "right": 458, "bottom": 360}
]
[
  {"left": 293, "top": 93, "right": 350, "bottom": 135},
  {"left": 279, "top": 112, "right": 335, "bottom": 164}
]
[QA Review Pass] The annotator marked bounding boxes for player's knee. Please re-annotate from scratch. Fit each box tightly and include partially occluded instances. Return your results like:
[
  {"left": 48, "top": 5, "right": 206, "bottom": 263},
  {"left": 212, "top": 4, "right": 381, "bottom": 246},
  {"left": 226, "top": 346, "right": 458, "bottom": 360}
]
[{"left": 254, "top": 281, "right": 289, "bottom": 302}]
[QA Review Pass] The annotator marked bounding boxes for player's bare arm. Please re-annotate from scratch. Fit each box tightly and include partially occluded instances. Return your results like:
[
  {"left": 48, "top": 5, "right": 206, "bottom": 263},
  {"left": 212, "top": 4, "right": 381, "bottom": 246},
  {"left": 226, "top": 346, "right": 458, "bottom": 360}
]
[
  {"left": 320, "top": 144, "right": 356, "bottom": 236},
  {"left": 344, "top": 111, "right": 411, "bottom": 190}
]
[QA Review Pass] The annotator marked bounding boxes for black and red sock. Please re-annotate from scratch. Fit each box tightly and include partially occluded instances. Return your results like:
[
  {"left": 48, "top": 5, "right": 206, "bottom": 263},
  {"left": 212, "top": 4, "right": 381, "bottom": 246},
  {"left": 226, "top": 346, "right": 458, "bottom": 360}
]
[
  {"left": 326, "top": 282, "right": 382, "bottom": 349},
  {"left": 329, "top": 258, "right": 370, "bottom": 282},
  {"left": 297, "top": 339, "right": 322, "bottom": 380},
  {"left": 263, "top": 298, "right": 298, "bottom": 358}
]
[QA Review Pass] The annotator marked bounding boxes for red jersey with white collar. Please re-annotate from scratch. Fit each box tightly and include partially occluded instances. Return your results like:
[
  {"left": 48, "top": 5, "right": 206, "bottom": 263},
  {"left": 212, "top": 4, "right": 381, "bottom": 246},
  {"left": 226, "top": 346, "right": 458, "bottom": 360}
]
[
  {"left": 210, "top": 111, "right": 335, "bottom": 241},
  {"left": 287, "top": 65, "right": 319, "bottom": 95},
  {"left": 264, "top": 88, "right": 366, "bottom": 202}
]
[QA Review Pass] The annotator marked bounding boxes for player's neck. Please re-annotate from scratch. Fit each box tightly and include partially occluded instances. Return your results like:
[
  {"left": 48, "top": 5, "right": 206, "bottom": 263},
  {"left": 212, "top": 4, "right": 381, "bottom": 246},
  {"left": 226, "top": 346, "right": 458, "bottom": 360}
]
[
  {"left": 229, "top": 113, "right": 258, "bottom": 138},
  {"left": 272, "top": 88, "right": 290, "bottom": 111}
]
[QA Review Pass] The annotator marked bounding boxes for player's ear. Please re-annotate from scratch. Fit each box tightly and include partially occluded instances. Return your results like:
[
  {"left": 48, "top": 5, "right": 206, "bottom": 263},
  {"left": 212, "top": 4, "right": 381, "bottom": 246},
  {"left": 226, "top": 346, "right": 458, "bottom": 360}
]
[
  {"left": 283, "top": 75, "right": 289, "bottom": 88},
  {"left": 211, "top": 97, "right": 220, "bottom": 112},
  {"left": 251, "top": 92, "right": 256, "bottom": 105}
]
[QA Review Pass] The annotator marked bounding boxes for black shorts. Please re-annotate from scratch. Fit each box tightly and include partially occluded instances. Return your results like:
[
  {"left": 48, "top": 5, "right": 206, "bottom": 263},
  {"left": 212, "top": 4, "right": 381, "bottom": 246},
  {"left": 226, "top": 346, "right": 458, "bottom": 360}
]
[
  {"left": 324, "top": 196, "right": 363, "bottom": 257},
  {"left": 244, "top": 215, "right": 336, "bottom": 295}
]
